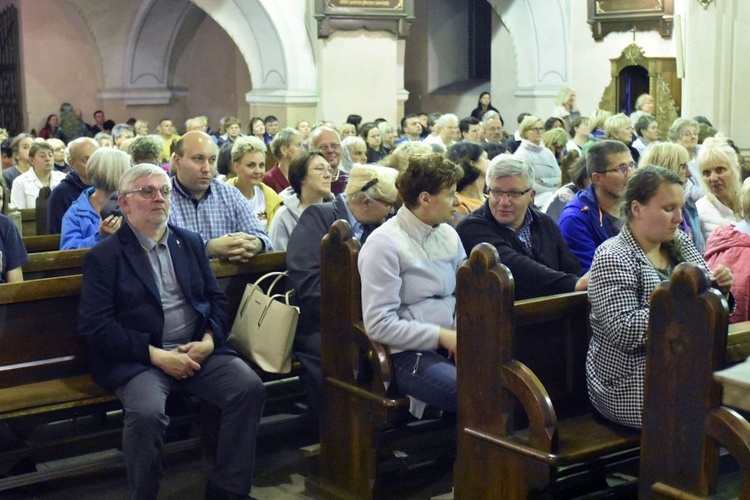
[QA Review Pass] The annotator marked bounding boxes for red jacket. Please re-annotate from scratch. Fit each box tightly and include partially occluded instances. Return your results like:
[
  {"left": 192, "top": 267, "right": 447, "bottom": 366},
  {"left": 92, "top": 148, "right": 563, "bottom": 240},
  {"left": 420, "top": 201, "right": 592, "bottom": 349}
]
[{"left": 705, "top": 224, "right": 750, "bottom": 323}]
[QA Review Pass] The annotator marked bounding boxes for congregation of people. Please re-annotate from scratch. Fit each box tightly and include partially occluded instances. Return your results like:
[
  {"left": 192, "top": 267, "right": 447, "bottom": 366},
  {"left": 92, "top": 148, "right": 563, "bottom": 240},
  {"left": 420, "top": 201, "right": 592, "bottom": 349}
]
[{"left": 1, "top": 87, "right": 748, "bottom": 497}]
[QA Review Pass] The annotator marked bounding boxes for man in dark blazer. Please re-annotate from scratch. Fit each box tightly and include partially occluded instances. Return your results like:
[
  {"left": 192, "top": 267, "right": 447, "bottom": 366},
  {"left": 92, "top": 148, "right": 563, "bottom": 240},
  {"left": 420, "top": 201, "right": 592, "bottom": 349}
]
[
  {"left": 457, "top": 155, "right": 588, "bottom": 300},
  {"left": 79, "top": 163, "right": 264, "bottom": 500},
  {"left": 286, "top": 165, "right": 398, "bottom": 422}
]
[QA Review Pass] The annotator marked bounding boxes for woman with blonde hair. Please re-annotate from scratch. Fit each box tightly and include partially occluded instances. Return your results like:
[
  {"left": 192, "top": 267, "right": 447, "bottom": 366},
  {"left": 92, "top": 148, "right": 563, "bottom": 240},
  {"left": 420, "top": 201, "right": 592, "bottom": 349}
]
[
  {"left": 542, "top": 128, "right": 569, "bottom": 165},
  {"left": 581, "top": 109, "right": 613, "bottom": 155},
  {"left": 378, "top": 121, "right": 397, "bottom": 152},
  {"left": 134, "top": 120, "right": 149, "bottom": 136},
  {"left": 264, "top": 127, "right": 304, "bottom": 193},
  {"left": 551, "top": 87, "right": 581, "bottom": 130},
  {"left": 227, "top": 136, "right": 282, "bottom": 230},
  {"left": 705, "top": 177, "right": 750, "bottom": 323},
  {"left": 639, "top": 142, "right": 704, "bottom": 252},
  {"left": 513, "top": 115, "right": 561, "bottom": 208},
  {"left": 696, "top": 137, "right": 743, "bottom": 242}
]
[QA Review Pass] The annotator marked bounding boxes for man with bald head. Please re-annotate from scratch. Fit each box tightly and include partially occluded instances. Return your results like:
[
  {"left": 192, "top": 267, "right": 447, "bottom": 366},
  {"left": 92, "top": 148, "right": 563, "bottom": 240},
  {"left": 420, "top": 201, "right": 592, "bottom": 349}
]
[
  {"left": 309, "top": 126, "right": 348, "bottom": 195},
  {"left": 169, "top": 131, "right": 272, "bottom": 261},
  {"left": 47, "top": 137, "right": 99, "bottom": 234}
]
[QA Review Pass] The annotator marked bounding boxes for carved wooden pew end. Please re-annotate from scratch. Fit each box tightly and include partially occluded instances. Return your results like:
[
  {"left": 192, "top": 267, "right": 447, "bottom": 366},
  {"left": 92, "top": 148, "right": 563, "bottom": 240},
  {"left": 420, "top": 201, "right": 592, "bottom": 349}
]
[
  {"left": 454, "top": 243, "right": 640, "bottom": 498},
  {"left": 317, "top": 220, "right": 455, "bottom": 499}
]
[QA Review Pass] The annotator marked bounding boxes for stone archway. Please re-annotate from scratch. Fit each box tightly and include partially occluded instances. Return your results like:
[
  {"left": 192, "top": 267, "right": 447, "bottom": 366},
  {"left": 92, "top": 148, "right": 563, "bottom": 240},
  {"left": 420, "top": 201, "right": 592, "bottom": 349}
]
[{"left": 115, "top": 0, "right": 317, "bottom": 107}]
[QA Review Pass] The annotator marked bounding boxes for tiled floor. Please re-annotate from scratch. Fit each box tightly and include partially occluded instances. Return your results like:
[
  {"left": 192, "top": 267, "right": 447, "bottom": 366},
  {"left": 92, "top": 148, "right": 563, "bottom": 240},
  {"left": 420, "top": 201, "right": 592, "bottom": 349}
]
[{"left": 1, "top": 416, "right": 455, "bottom": 499}]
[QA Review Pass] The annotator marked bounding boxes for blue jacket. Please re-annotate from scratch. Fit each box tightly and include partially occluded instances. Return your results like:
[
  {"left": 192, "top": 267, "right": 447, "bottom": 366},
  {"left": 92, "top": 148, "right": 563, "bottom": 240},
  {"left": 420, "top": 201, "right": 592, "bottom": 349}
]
[
  {"left": 557, "top": 184, "right": 619, "bottom": 273},
  {"left": 78, "top": 223, "right": 231, "bottom": 392},
  {"left": 60, "top": 188, "right": 101, "bottom": 250}
]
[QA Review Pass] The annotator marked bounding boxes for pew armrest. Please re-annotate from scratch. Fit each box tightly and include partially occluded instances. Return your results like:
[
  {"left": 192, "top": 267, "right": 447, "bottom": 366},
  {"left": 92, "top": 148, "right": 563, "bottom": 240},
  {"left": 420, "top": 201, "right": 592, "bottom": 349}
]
[
  {"left": 501, "top": 359, "right": 559, "bottom": 453},
  {"left": 353, "top": 321, "right": 398, "bottom": 398}
]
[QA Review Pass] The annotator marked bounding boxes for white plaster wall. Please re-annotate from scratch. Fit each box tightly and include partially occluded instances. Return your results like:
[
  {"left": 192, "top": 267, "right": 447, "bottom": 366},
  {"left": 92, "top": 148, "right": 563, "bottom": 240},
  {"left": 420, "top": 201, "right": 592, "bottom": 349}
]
[
  {"left": 317, "top": 30, "right": 399, "bottom": 124},
  {"left": 682, "top": 0, "right": 750, "bottom": 143},
  {"left": 16, "top": 0, "right": 101, "bottom": 133}
]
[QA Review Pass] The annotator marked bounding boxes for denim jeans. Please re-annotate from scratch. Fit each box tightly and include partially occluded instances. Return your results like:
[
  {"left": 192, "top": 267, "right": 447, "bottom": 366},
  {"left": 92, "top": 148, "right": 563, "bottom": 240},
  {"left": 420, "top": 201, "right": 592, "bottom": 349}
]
[{"left": 390, "top": 350, "right": 457, "bottom": 413}]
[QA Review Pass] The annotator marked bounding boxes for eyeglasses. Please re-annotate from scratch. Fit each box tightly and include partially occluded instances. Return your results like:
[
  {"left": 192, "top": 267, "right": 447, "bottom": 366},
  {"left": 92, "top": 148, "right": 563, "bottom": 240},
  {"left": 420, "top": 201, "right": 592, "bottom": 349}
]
[
  {"left": 529, "top": 127, "right": 545, "bottom": 133},
  {"left": 123, "top": 185, "right": 173, "bottom": 199},
  {"left": 489, "top": 187, "right": 532, "bottom": 200},
  {"left": 601, "top": 162, "right": 636, "bottom": 175},
  {"left": 371, "top": 198, "right": 394, "bottom": 212},
  {"left": 317, "top": 143, "right": 341, "bottom": 152},
  {"left": 311, "top": 166, "right": 334, "bottom": 176}
]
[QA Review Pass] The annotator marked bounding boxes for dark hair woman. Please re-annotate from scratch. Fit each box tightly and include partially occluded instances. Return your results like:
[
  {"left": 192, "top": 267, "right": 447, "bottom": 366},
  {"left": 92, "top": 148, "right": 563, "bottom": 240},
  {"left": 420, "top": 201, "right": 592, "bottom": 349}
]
[
  {"left": 586, "top": 165, "right": 733, "bottom": 429},
  {"left": 470, "top": 91, "right": 501, "bottom": 122}
]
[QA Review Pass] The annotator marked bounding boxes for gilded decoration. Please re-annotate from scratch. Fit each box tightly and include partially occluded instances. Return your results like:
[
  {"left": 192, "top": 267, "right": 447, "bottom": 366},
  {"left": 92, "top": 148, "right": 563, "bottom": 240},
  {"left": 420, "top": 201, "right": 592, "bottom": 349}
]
[{"left": 598, "top": 43, "right": 679, "bottom": 140}]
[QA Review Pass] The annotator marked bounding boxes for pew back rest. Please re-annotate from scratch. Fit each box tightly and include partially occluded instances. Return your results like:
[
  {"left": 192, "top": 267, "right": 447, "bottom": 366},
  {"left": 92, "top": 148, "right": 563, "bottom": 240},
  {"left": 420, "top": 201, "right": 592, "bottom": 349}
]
[
  {"left": 640, "top": 262, "right": 750, "bottom": 498},
  {"left": 23, "top": 248, "right": 88, "bottom": 279},
  {"left": 23, "top": 234, "right": 61, "bottom": 253},
  {"left": 320, "top": 219, "right": 400, "bottom": 400},
  {"left": 0, "top": 253, "right": 288, "bottom": 395},
  {"left": 457, "top": 243, "right": 591, "bottom": 441},
  {"left": 0, "top": 275, "right": 84, "bottom": 388}
]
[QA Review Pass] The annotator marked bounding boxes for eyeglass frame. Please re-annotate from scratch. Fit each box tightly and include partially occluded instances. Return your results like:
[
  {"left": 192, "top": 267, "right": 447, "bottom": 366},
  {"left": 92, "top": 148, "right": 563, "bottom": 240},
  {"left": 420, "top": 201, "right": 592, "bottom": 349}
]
[
  {"left": 488, "top": 187, "right": 533, "bottom": 200},
  {"left": 122, "top": 185, "right": 173, "bottom": 199},
  {"left": 599, "top": 162, "right": 636, "bottom": 175}
]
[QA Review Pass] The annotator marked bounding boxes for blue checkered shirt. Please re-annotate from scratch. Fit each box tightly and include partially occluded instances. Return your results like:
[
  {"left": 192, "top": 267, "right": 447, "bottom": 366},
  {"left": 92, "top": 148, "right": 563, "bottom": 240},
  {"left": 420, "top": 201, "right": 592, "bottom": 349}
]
[
  {"left": 168, "top": 177, "right": 273, "bottom": 253},
  {"left": 517, "top": 207, "right": 535, "bottom": 253}
]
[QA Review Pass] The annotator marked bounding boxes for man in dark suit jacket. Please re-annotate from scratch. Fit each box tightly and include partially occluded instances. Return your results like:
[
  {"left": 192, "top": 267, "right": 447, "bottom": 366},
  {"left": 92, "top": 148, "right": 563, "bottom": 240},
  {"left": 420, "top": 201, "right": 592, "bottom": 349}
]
[
  {"left": 79, "top": 163, "right": 264, "bottom": 500},
  {"left": 286, "top": 165, "right": 398, "bottom": 421},
  {"left": 457, "top": 155, "right": 587, "bottom": 300}
]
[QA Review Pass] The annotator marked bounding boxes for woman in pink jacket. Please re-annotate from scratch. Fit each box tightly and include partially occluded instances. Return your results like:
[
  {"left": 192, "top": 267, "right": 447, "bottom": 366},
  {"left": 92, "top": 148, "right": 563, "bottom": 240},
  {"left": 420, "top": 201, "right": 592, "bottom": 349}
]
[{"left": 705, "top": 177, "right": 750, "bottom": 323}]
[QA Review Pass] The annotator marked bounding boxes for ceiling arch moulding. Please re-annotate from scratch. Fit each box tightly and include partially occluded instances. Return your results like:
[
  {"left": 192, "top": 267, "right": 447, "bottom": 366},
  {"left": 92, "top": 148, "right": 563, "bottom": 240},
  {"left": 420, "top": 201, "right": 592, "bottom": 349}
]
[
  {"left": 192, "top": 0, "right": 317, "bottom": 105},
  {"left": 487, "top": 0, "right": 570, "bottom": 97},
  {"left": 99, "top": 0, "right": 195, "bottom": 105}
]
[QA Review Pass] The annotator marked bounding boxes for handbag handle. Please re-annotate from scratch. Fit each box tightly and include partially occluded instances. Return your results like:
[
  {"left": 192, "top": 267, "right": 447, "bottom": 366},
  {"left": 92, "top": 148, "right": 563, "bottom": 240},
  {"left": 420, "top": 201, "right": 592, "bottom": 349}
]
[
  {"left": 252, "top": 271, "right": 290, "bottom": 296},
  {"left": 269, "top": 289, "right": 296, "bottom": 306}
]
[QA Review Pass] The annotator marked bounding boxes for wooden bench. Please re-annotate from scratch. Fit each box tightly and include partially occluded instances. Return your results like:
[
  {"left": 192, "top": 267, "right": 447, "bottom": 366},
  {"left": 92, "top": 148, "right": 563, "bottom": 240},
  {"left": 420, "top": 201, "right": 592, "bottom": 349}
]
[
  {"left": 640, "top": 262, "right": 750, "bottom": 498},
  {"left": 453, "top": 243, "right": 641, "bottom": 498},
  {"left": 318, "top": 220, "right": 455, "bottom": 499},
  {"left": 23, "top": 234, "right": 61, "bottom": 253},
  {"left": 22, "top": 248, "right": 87, "bottom": 279},
  {"left": 0, "top": 251, "right": 296, "bottom": 491}
]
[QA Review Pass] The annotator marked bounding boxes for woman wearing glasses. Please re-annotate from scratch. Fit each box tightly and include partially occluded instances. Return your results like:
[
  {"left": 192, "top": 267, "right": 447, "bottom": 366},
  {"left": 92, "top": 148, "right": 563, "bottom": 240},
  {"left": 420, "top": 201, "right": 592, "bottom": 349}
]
[
  {"left": 586, "top": 165, "right": 732, "bottom": 429},
  {"left": 512, "top": 115, "right": 561, "bottom": 209},
  {"left": 695, "top": 137, "right": 743, "bottom": 242},
  {"left": 358, "top": 153, "right": 464, "bottom": 416},
  {"left": 268, "top": 151, "right": 333, "bottom": 251},
  {"left": 61, "top": 148, "right": 130, "bottom": 249}
]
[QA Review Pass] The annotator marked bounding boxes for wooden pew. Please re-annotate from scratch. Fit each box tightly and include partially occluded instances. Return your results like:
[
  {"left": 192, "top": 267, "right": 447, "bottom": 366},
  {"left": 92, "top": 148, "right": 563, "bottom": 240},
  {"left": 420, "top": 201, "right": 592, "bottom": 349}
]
[
  {"left": 318, "top": 220, "right": 455, "bottom": 499},
  {"left": 23, "top": 234, "right": 61, "bottom": 253},
  {"left": 0, "top": 251, "right": 294, "bottom": 491},
  {"left": 454, "top": 243, "right": 641, "bottom": 498},
  {"left": 23, "top": 248, "right": 87, "bottom": 279},
  {"left": 640, "top": 262, "right": 750, "bottom": 498}
]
